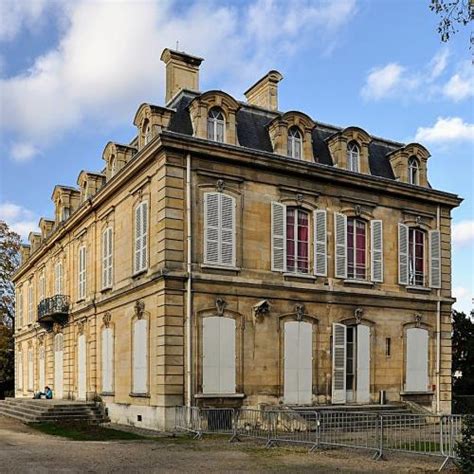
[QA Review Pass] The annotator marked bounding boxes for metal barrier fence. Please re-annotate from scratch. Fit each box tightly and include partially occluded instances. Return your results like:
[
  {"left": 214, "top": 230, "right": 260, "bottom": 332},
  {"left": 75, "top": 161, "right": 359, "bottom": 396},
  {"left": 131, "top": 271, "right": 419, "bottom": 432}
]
[{"left": 174, "top": 406, "right": 466, "bottom": 467}]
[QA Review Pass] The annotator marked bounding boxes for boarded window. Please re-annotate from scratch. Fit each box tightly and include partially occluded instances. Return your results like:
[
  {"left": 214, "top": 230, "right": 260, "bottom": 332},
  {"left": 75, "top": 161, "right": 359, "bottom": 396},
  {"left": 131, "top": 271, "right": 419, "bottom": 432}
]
[
  {"left": 133, "top": 319, "right": 148, "bottom": 394},
  {"left": 102, "top": 328, "right": 114, "bottom": 393}
]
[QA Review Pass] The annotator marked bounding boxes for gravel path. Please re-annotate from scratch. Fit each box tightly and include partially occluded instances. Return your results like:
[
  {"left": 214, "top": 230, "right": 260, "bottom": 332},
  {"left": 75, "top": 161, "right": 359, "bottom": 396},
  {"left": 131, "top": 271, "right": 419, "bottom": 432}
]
[{"left": 0, "top": 416, "right": 456, "bottom": 473}]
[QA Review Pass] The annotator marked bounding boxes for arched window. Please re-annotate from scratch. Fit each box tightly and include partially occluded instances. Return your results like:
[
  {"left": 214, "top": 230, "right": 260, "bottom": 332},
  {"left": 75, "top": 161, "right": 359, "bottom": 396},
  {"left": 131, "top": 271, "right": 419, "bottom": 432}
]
[
  {"left": 207, "top": 108, "right": 225, "bottom": 142},
  {"left": 287, "top": 127, "right": 303, "bottom": 159},
  {"left": 143, "top": 122, "right": 152, "bottom": 145},
  {"left": 110, "top": 156, "right": 116, "bottom": 177},
  {"left": 347, "top": 142, "right": 360, "bottom": 172},
  {"left": 408, "top": 156, "right": 419, "bottom": 185},
  {"left": 347, "top": 217, "right": 366, "bottom": 279}
]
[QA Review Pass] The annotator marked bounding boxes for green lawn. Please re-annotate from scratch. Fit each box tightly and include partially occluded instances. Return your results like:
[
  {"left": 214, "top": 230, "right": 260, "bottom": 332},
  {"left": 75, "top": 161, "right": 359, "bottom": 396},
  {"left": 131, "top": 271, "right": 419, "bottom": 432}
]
[{"left": 31, "top": 422, "right": 148, "bottom": 441}]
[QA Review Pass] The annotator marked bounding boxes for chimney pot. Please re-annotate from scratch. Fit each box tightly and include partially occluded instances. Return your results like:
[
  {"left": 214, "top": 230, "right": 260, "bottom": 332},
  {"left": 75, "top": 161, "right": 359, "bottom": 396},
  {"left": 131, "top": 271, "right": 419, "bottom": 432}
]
[{"left": 244, "top": 70, "right": 283, "bottom": 111}]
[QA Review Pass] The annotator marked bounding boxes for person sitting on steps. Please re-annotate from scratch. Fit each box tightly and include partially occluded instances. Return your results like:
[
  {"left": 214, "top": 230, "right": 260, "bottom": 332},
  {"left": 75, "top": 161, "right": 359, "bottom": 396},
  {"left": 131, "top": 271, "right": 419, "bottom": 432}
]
[{"left": 33, "top": 386, "right": 53, "bottom": 399}]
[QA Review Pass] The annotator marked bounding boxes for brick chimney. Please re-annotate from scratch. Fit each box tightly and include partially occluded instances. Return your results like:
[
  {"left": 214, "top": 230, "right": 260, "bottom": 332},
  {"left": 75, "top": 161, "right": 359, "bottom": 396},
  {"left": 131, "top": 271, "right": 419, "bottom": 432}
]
[
  {"left": 244, "top": 70, "right": 283, "bottom": 111},
  {"left": 160, "top": 48, "right": 204, "bottom": 104}
]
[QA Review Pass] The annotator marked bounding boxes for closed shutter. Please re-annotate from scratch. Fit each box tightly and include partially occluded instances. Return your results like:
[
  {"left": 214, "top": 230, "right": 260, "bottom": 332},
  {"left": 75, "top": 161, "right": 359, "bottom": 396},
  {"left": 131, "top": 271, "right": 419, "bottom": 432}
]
[
  {"left": 134, "top": 202, "right": 148, "bottom": 273},
  {"left": 406, "top": 328, "right": 429, "bottom": 392},
  {"left": 54, "top": 334, "right": 63, "bottom": 398},
  {"left": 204, "top": 193, "right": 236, "bottom": 266},
  {"left": 370, "top": 220, "right": 383, "bottom": 282},
  {"left": 55, "top": 262, "right": 62, "bottom": 294},
  {"left": 102, "top": 328, "right": 113, "bottom": 393},
  {"left": 133, "top": 319, "right": 148, "bottom": 394},
  {"left": 134, "top": 204, "right": 142, "bottom": 272},
  {"left": 38, "top": 347, "right": 45, "bottom": 391},
  {"left": 102, "top": 228, "right": 113, "bottom": 288},
  {"left": 107, "top": 228, "right": 113, "bottom": 286},
  {"left": 356, "top": 325, "right": 371, "bottom": 403},
  {"left": 17, "top": 352, "right": 23, "bottom": 390},
  {"left": 314, "top": 210, "right": 327, "bottom": 276},
  {"left": 283, "top": 321, "right": 299, "bottom": 404},
  {"left": 78, "top": 246, "right": 86, "bottom": 299},
  {"left": 332, "top": 323, "right": 347, "bottom": 404},
  {"left": 141, "top": 202, "right": 148, "bottom": 271},
  {"left": 334, "top": 213, "right": 347, "bottom": 279},
  {"left": 271, "top": 202, "right": 287, "bottom": 272},
  {"left": 398, "top": 223, "right": 409, "bottom": 285},
  {"left": 28, "top": 349, "right": 34, "bottom": 391},
  {"left": 429, "top": 230, "right": 441, "bottom": 288},
  {"left": 219, "top": 317, "right": 236, "bottom": 393},
  {"left": 77, "top": 334, "right": 87, "bottom": 399}
]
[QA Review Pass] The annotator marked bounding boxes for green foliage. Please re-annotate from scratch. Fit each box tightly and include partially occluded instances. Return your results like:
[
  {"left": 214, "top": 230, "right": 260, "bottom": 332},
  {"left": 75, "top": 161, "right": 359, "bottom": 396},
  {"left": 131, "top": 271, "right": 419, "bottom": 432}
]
[
  {"left": 452, "top": 310, "right": 474, "bottom": 398},
  {"left": 456, "top": 415, "right": 474, "bottom": 473},
  {"left": 429, "top": 0, "right": 473, "bottom": 46}
]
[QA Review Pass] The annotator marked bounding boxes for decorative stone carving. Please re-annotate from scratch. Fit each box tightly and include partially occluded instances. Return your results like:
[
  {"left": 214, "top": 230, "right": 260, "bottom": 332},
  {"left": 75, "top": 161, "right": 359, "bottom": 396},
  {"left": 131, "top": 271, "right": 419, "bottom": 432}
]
[
  {"left": 252, "top": 300, "right": 270, "bottom": 324},
  {"left": 414, "top": 313, "right": 422, "bottom": 327},
  {"left": 77, "top": 320, "right": 86, "bottom": 335},
  {"left": 296, "top": 193, "right": 304, "bottom": 204},
  {"left": 355, "top": 205, "right": 362, "bottom": 217},
  {"left": 216, "top": 297, "right": 227, "bottom": 316},
  {"left": 216, "top": 179, "right": 225, "bottom": 193},
  {"left": 295, "top": 303, "right": 305, "bottom": 321},
  {"left": 416, "top": 215, "right": 422, "bottom": 225},
  {"left": 134, "top": 300, "right": 145, "bottom": 320},
  {"left": 103, "top": 312, "right": 112, "bottom": 328},
  {"left": 37, "top": 334, "right": 45, "bottom": 346},
  {"left": 52, "top": 323, "right": 62, "bottom": 334},
  {"left": 354, "top": 307, "right": 364, "bottom": 324}
]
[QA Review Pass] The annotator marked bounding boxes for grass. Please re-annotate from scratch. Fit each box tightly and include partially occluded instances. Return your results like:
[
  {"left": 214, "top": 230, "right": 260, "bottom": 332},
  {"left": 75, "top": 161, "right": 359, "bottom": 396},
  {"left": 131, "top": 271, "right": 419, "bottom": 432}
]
[
  {"left": 394, "top": 441, "right": 441, "bottom": 453},
  {"left": 31, "top": 422, "right": 148, "bottom": 441}
]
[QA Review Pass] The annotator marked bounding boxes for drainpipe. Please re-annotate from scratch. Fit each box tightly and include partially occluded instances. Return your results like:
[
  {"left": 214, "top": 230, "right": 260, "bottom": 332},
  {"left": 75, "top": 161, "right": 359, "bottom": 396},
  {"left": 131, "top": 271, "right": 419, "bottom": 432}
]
[
  {"left": 436, "top": 205, "right": 441, "bottom": 414},
  {"left": 185, "top": 153, "right": 193, "bottom": 408}
]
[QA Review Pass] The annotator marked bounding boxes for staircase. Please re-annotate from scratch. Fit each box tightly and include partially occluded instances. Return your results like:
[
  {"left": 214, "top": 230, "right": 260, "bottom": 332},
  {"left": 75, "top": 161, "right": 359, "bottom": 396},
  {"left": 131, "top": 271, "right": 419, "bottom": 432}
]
[{"left": 0, "top": 398, "right": 108, "bottom": 424}]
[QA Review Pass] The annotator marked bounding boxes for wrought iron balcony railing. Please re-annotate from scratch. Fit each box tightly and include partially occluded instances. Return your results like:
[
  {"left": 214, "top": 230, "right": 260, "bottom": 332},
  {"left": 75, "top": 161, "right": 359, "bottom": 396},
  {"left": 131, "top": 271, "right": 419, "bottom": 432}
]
[{"left": 37, "top": 295, "right": 70, "bottom": 321}]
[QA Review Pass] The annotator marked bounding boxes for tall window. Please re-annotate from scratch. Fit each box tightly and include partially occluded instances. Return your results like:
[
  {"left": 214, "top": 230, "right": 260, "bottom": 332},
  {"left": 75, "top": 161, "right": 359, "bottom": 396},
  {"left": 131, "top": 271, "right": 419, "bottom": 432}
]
[
  {"left": 347, "top": 218, "right": 366, "bottom": 279},
  {"left": 287, "top": 127, "right": 302, "bottom": 159},
  {"left": 102, "top": 327, "right": 114, "bottom": 393},
  {"left": 204, "top": 192, "right": 236, "bottom": 267},
  {"left": 134, "top": 202, "right": 148, "bottom": 273},
  {"left": 55, "top": 261, "right": 63, "bottom": 294},
  {"left": 17, "top": 351, "right": 23, "bottom": 391},
  {"left": 17, "top": 288, "right": 23, "bottom": 328},
  {"left": 133, "top": 318, "right": 148, "bottom": 394},
  {"left": 408, "top": 156, "right": 419, "bottom": 185},
  {"left": 144, "top": 122, "right": 152, "bottom": 145},
  {"left": 207, "top": 108, "right": 225, "bottom": 142},
  {"left": 409, "top": 228, "right": 424, "bottom": 286},
  {"left": 78, "top": 245, "right": 87, "bottom": 300},
  {"left": 27, "top": 347, "right": 34, "bottom": 391},
  {"left": 347, "top": 142, "right": 360, "bottom": 172},
  {"left": 102, "top": 227, "right": 113, "bottom": 289},
  {"left": 286, "top": 208, "right": 309, "bottom": 273},
  {"left": 28, "top": 281, "right": 34, "bottom": 323},
  {"left": 110, "top": 156, "right": 117, "bottom": 177},
  {"left": 62, "top": 206, "right": 70, "bottom": 221},
  {"left": 39, "top": 271, "right": 45, "bottom": 301}
]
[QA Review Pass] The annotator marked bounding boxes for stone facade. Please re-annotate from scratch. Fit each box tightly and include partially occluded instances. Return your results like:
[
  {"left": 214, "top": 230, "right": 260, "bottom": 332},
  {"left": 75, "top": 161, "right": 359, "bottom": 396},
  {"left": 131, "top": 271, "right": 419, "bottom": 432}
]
[{"left": 13, "top": 48, "right": 461, "bottom": 430}]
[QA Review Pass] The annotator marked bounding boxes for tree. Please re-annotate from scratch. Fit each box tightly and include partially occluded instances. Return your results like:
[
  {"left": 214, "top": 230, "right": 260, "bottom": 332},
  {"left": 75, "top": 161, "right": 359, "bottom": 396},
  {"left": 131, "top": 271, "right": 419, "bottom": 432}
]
[
  {"left": 0, "top": 221, "right": 20, "bottom": 398},
  {"left": 455, "top": 414, "right": 474, "bottom": 473},
  {"left": 429, "top": 0, "right": 473, "bottom": 46}
]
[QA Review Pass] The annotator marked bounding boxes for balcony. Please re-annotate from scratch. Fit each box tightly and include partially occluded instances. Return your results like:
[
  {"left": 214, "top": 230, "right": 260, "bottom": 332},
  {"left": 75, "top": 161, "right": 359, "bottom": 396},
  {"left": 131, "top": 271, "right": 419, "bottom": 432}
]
[{"left": 37, "top": 295, "right": 70, "bottom": 328}]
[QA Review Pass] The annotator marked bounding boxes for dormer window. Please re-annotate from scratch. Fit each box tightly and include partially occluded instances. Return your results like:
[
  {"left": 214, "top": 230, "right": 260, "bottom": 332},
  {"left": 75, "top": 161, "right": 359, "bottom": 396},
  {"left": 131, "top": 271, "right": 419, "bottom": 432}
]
[
  {"left": 347, "top": 142, "right": 360, "bottom": 172},
  {"left": 287, "top": 127, "right": 302, "bottom": 159},
  {"left": 62, "top": 206, "right": 70, "bottom": 222},
  {"left": 408, "top": 156, "right": 419, "bottom": 185},
  {"left": 207, "top": 108, "right": 225, "bottom": 143},
  {"left": 144, "top": 122, "right": 152, "bottom": 145},
  {"left": 110, "top": 156, "right": 116, "bottom": 177}
]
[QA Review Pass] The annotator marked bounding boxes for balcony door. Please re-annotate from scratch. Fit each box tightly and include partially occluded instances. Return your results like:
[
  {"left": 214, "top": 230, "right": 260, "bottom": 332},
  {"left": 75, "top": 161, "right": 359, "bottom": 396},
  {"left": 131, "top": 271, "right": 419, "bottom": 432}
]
[
  {"left": 54, "top": 333, "right": 64, "bottom": 399},
  {"left": 77, "top": 334, "right": 87, "bottom": 400}
]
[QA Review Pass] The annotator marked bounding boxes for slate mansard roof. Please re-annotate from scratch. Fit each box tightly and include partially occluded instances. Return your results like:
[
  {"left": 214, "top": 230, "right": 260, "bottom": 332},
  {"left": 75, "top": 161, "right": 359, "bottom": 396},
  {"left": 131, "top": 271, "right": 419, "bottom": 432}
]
[{"left": 166, "top": 91, "right": 400, "bottom": 181}]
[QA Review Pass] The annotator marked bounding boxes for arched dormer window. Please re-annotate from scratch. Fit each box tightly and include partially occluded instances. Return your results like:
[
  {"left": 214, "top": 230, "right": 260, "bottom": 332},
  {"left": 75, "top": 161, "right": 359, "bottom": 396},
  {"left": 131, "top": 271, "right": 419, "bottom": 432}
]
[
  {"left": 347, "top": 141, "right": 360, "bottom": 172},
  {"left": 287, "top": 127, "right": 303, "bottom": 159},
  {"left": 408, "top": 156, "right": 419, "bottom": 185},
  {"left": 207, "top": 108, "right": 225, "bottom": 143},
  {"left": 110, "top": 156, "right": 116, "bottom": 177},
  {"left": 143, "top": 122, "right": 152, "bottom": 146}
]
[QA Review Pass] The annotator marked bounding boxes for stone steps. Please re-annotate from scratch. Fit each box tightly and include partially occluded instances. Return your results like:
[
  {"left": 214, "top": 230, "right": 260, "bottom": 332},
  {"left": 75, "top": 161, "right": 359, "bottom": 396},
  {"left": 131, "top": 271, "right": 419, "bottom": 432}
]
[{"left": 0, "top": 398, "right": 108, "bottom": 424}]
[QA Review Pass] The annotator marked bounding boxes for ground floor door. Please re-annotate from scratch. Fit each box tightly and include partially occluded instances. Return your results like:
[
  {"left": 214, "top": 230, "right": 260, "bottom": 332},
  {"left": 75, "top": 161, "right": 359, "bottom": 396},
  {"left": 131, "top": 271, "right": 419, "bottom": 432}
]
[
  {"left": 406, "top": 327, "right": 428, "bottom": 392},
  {"left": 77, "top": 334, "right": 87, "bottom": 400},
  {"left": 54, "top": 334, "right": 63, "bottom": 399},
  {"left": 284, "top": 321, "right": 313, "bottom": 404},
  {"left": 332, "top": 323, "right": 371, "bottom": 404}
]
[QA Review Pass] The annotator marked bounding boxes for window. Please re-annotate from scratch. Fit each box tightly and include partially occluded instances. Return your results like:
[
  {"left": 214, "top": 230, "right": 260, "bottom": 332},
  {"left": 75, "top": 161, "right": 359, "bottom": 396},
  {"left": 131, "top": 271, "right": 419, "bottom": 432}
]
[
  {"left": 409, "top": 228, "right": 425, "bottom": 286},
  {"left": 102, "top": 327, "right": 114, "bottom": 393},
  {"left": 55, "top": 261, "right": 63, "bottom": 294},
  {"left": 134, "top": 202, "right": 148, "bottom": 273},
  {"left": 286, "top": 208, "right": 309, "bottom": 274},
  {"left": 62, "top": 207, "right": 70, "bottom": 221},
  {"left": 144, "top": 122, "right": 152, "bottom": 145},
  {"left": 133, "top": 318, "right": 148, "bottom": 394},
  {"left": 408, "top": 156, "right": 419, "bottom": 185},
  {"left": 385, "top": 338, "right": 391, "bottom": 357},
  {"left": 347, "top": 218, "right": 366, "bottom": 279},
  {"left": 287, "top": 127, "right": 303, "bottom": 159},
  {"left": 406, "top": 327, "right": 428, "bottom": 392},
  {"left": 347, "top": 142, "right": 360, "bottom": 172},
  {"left": 202, "top": 316, "right": 236, "bottom": 394},
  {"left": 78, "top": 245, "right": 87, "bottom": 300},
  {"left": 207, "top": 108, "right": 225, "bottom": 142},
  {"left": 110, "top": 156, "right": 117, "bottom": 177},
  {"left": 17, "top": 288, "right": 23, "bottom": 329},
  {"left": 102, "top": 227, "right": 113, "bottom": 289},
  {"left": 28, "top": 281, "right": 34, "bottom": 323},
  {"left": 17, "top": 351, "right": 23, "bottom": 391},
  {"left": 27, "top": 348, "right": 34, "bottom": 391},
  {"left": 39, "top": 271, "right": 45, "bottom": 302},
  {"left": 204, "top": 193, "right": 236, "bottom": 267}
]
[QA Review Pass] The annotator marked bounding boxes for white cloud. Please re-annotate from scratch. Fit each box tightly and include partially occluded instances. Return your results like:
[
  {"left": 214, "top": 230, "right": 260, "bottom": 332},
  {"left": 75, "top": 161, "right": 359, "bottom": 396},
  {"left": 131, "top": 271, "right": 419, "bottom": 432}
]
[
  {"left": 0, "top": 202, "right": 38, "bottom": 240},
  {"left": 361, "top": 63, "right": 407, "bottom": 100},
  {"left": 428, "top": 49, "right": 449, "bottom": 81},
  {"left": 443, "top": 61, "right": 474, "bottom": 102},
  {"left": 414, "top": 117, "right": 474, "bottom": 144},
  {"left": 0, "top": 0, "right": 357, "bottom": 161},
  {"left": 453, "top": 286, "right": 474, "bottom": 315},
  {"left": 452, "top": 220, "right": 474, "bottom": 246},
  {"left": 10, "top": 142, "right": 40, "bottom": 162}
]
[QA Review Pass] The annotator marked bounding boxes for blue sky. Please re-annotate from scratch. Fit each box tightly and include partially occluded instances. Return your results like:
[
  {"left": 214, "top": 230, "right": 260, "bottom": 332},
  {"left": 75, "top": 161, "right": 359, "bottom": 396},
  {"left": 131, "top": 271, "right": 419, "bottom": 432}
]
[{"left": 0, "top": 0, "right": 472, "bottom": 312}]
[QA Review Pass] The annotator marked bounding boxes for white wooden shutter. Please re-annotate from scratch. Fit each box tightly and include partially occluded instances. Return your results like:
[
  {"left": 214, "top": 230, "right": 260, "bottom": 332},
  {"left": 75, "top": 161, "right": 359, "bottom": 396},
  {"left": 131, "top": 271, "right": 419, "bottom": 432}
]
[
  {"left": 77, "top": 334, "right": 87, "bottom": 399},
  {"left": 219, "top": 317, "right": 236, "bottom": 393},
  {"left": 27, "top": 348, "right": 34, "bottom": 391},
  {"left": 429, "top": 230, "right": 441, "bottom": 288},
  {"left": 133, "top": 319, "right": 148, "bottom": 394},
  {"left": 370, "top": 220, "right": 383, "bottom": 282},
  {"left": 102, "top": 230, "right": 108, "bottom": 288},
  {"left": 332, "top": 323, "right": 347, "bottom": 404},
  {"left": 54, "top": 334, "right": 63, "bottom": 398},
  {"left": 17, "top": 352, "right": 23, "bottom": 390},
  {"left": 314, "top": 210, "right": 327, "bottom": 276},
  {"left": 298, "top": 321, "right": 313, "bottom": 404},
  {"left": 204, "top": 193, "right": 219, "bottom": 264},
  {"left": 17, "top": 290, "right": 22, "bottom": 328},
  {"left": 284, "top": 321, "right": 299, "bottom": 404},
  {"left": 107, "top": 228, "right": 113, "bottom": 286},
  {"left": 78, "top": 246, "right": 86, "bottom": 299},
  {"left": 271, "top": 202, "right": 287, "bottom": 272},
  {"left": 356, "top": 325, "right": 370, "bottom": 403},
  {"left": 398, "top": 223, "right": 409, "bottom": 285},
  {"left": 406, "top": 328, "right": 428, "bottom": 392},
  {"left": 28, "top": 283, "right": 33, "bottom": 323},
  {"left": 134, "top": 204, "right": 142, "bottom": 272},
  {"left": 220, "top": 194, "right": 236, "bottom": 266},
  {"left": 38, "top": 346, "right": 45, "bottom": 391},
  {"left": 141, "top": 202, "right": 148, "bottom": 271},
  {"left": 334, "top": 213, "right": 347, "bottom": 279},
  {"left": 203, "top": 317, "right": 220, "bottom": 393},
  {"left": 102, "top": 328, "right": 113, "bottom": 393}
]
